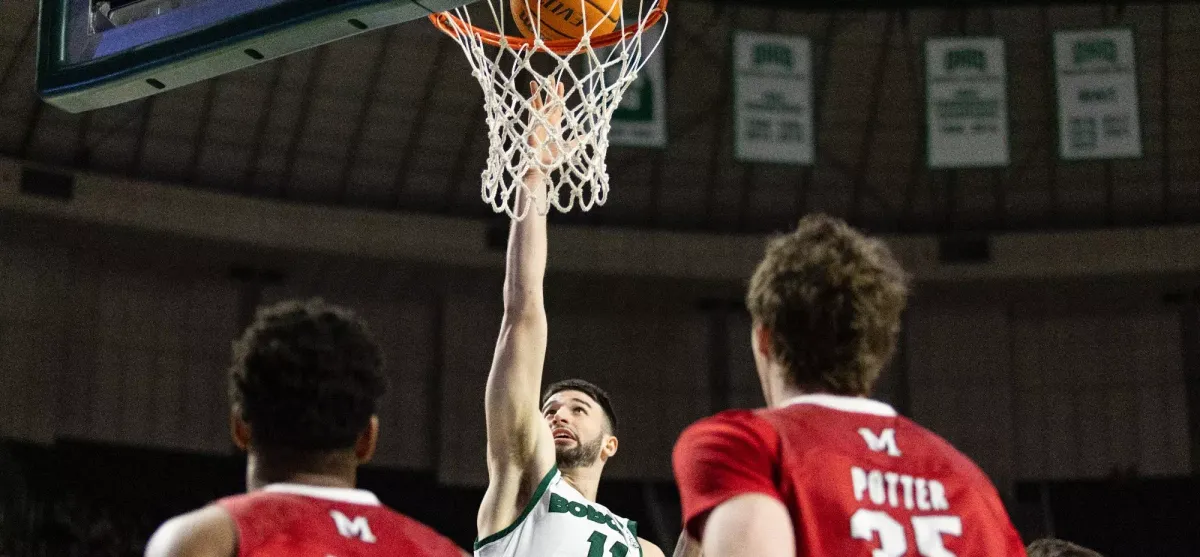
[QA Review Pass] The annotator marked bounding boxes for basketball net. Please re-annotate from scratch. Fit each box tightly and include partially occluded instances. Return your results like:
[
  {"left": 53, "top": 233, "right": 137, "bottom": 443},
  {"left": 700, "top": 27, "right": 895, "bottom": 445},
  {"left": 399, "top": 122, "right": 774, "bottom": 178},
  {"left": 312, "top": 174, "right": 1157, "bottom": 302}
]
[{"left": 431, "top": 0, "right": 668, "bottom": 219}]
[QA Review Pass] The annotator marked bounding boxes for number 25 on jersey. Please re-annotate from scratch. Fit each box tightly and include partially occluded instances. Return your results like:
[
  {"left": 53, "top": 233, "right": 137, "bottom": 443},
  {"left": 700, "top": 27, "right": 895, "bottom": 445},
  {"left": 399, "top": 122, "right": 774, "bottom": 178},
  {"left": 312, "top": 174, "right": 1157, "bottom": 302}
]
[{"left": 851, "top": 510, "right": 962, "bottom": 557}]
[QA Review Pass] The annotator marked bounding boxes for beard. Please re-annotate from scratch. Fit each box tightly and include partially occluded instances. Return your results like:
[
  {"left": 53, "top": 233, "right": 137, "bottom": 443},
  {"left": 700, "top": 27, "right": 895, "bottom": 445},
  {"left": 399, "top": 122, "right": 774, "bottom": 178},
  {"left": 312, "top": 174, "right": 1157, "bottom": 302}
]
[{"left": 555, "top": 434, "right": 604, "bottom": 469}]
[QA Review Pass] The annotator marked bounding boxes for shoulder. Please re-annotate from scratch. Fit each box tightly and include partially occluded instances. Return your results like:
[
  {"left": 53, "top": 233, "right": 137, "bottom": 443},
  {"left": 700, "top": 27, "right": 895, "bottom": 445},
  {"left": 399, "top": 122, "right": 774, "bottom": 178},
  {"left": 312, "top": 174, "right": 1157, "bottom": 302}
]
[
  {"left": 144, "top": 505, "right": 237, "bottom": 557},
  {"left": 673, "top": 410, "right": 780, "bottom": 460},
  {"left": 638, "top": 538, "right": 666, "bottom": 557},
  {"left": 901, "top": 418, "right": 989, "bottom": 474}
]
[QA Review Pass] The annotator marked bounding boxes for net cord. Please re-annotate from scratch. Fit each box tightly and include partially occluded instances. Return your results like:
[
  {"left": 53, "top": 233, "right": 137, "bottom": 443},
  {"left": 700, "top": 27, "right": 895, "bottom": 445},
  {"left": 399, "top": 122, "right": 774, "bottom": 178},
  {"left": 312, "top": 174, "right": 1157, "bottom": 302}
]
[{"left": 435, "top": 0, "right": 668, "bottom": 219}]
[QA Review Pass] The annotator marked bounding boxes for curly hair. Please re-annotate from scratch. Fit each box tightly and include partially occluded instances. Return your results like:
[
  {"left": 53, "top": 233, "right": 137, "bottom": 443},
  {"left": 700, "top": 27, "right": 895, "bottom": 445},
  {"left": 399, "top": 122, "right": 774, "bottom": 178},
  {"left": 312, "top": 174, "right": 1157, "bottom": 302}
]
[
  {"left": 542, "top": 379, "right": 618, "bottom": 436},
  {"left": 745, "top": 214, "right": 909, "bottom": 397},
  {"left": 1026, "top": 539, "right": 1105, "bottom": 557},
  {"left": 229, "top": 299, "right": 386, "bottom": 451}
]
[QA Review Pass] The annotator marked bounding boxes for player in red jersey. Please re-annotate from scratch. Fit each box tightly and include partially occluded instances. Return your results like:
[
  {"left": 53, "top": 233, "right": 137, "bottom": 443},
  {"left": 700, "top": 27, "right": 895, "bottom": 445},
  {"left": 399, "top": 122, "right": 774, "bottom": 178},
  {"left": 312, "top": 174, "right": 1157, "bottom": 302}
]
[
  {"left": 145, "top": 299, "right": 468, "bottom": 557},
  {"left": 671, "top": 215, "right": 1027, "bottom": 557}
]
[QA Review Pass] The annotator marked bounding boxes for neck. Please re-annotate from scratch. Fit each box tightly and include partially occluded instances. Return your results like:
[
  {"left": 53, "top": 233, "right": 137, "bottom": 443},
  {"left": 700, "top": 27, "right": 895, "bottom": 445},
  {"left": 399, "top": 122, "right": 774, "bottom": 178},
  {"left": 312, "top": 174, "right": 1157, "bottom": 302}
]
[
  {"left": 763, "top": 364, "right": 870, "bottom": 408},
  {"left": 246, "top": 450, "right": 358, "bottom": 492},
  {"left": 763, "top": 363, "right": 807, "bottom": 408},
  {"left": 560, "top": 464, "right": 604, "bottom": 502}
]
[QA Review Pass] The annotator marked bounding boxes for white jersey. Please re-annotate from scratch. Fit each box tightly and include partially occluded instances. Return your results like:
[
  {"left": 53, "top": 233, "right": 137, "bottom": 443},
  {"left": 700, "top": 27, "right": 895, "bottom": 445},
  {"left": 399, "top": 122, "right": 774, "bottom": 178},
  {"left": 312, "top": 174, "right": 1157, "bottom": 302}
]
[{"left": 475, "top": 467, "right": 642, "bottom": 557}]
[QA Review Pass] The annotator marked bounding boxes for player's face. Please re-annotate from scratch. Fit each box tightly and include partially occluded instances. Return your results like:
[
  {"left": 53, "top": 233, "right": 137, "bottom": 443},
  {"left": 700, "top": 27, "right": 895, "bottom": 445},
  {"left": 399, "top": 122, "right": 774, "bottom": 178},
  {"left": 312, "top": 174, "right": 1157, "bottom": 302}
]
[{"left": 542, "top": 390, "right": 611, "bottom": 468}]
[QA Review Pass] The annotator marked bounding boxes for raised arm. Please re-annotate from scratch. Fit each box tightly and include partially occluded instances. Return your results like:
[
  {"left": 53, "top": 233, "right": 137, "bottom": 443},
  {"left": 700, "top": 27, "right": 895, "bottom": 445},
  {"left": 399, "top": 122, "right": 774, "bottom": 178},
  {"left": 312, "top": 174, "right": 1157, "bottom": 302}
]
[
  {"left": 476, "top": 81, "right": 565, "bottom": 541},
  {"left": 672, "top": 532, "right": 702, "bottom": 557}
]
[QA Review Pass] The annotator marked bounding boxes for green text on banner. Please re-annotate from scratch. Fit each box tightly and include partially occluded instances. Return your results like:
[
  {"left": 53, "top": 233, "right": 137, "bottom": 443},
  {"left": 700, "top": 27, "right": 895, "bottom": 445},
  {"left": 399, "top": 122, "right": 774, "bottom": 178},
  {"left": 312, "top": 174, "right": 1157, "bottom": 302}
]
[
  {"left": 1053, "top": 28, "right": 1143, "bottom": 160},
  {"left": 925, "top": 37, "right": 1010, "bottom": 168},
  {"left": 733, "top": 32, "right": 814, "bottom": 165}
]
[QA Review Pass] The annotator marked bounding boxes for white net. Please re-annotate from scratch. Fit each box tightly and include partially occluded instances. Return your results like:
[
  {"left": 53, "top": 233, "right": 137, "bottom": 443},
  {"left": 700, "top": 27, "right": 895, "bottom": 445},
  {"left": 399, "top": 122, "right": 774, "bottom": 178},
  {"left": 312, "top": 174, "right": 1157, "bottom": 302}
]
[{"left": 433, "top": 0, "right": 668, "bottom": 219}]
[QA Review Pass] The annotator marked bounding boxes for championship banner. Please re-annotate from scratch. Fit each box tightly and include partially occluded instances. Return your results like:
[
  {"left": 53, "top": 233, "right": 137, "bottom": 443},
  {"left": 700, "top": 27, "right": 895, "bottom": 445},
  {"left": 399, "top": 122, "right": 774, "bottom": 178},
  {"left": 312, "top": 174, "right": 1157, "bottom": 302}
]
[
  {"left": 610, "top": 45, "right": 668, "bottom": 148},
  {"left": 733, "top": 32, "right": 814, "bottom": 165},
  {"left": 925, "top": 37, "right": 1010, "bottom": 168},
  {"left": 1053, "top": 28, "right": 1143, "bottom": 160}
]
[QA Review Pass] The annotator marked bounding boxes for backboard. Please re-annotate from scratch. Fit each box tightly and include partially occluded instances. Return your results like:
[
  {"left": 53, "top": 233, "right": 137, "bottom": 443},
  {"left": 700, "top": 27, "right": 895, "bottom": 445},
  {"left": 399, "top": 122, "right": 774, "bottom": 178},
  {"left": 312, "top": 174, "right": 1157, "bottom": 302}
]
[{"left": 37, "top": 0, "right": 473, "bottom": 113}]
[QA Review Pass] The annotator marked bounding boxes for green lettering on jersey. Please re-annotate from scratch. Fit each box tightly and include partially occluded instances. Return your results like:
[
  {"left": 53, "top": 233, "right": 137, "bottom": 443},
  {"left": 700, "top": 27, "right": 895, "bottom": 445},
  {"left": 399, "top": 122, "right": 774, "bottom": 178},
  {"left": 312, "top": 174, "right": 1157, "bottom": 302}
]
[
  {"left": 549, "top": 492, "right": 570, "bottom": 513},
  {"left": 548, "top": 493, "right": 625, "bottom": 535},
  {"left": 568, "top": 502, "right": 588, "bottom": 518},
  {"left": 587, "top": 506, "right": 610, "bottom": 526}
]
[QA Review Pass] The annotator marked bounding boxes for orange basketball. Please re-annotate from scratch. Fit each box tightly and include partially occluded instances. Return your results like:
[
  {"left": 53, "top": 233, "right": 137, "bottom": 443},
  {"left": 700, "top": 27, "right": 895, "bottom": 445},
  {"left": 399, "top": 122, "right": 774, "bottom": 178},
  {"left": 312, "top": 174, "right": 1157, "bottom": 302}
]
[{"left": 511, "top": 0, "right": 622, "bottom": 42}]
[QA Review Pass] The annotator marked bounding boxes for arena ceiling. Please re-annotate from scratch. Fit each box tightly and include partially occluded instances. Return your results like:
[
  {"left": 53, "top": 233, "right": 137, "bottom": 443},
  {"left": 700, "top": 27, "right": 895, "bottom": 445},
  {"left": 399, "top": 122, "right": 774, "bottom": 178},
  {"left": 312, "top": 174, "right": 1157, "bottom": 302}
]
[{"left": 1, "top": 1, "right": 1198, "bottom": 235}]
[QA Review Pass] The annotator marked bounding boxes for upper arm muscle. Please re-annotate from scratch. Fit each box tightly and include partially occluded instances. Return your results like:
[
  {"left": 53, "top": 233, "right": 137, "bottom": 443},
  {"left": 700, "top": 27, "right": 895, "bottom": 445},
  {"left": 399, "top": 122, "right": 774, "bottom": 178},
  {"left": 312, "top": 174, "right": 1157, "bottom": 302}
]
[
  {"left": 701, "top": 494, "right": 794, "bottom": 557},
  {"left": 639, "top": 539, "right": 667, "bottom": 557},
  {"left": 671, "top": 533, "right": 702, "bottom": 557},
  {"left": 478, "top": 313, "right": 557, "bottom": 538},
  {"left": 484, "top": 313, "right": 554, "bottom": 469}
]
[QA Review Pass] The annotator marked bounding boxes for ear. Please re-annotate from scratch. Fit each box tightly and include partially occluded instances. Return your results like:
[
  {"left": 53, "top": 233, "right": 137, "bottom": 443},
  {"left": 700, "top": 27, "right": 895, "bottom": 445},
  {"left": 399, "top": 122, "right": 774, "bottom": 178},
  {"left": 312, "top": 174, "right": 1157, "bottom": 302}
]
[
  {"left": 355, "top": 416, "right": 380, "bottom": 464},
  {"left": 601, "top": 434, "right": 619, "bottom": 460},
  {"left": 230, "top": 410, "right": 251, "bottom": 452},
  {"left": 752, "top": 323, "right": 774, "bottom": 361}
]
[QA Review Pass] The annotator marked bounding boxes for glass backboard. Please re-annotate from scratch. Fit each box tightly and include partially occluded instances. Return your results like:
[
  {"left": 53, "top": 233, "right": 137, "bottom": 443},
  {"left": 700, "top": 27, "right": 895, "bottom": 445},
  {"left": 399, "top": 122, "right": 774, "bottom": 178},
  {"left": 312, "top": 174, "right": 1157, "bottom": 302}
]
[{"left": 38, "top": 0, "right": 472, "bottom": 113}]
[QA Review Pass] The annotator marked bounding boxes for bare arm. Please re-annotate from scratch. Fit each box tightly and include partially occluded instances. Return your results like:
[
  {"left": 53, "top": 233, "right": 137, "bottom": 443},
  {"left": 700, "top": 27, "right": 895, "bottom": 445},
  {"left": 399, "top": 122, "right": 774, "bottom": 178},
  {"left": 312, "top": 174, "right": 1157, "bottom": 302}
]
[
  {"left": 700, "top": 494, "right": 795, "bottom": 557},
  {"left": 640, "top": 538, "right": 667, "bottom": 557},
  {"left": 671, "top": 533, "right": 702, "bottom": 557},
  {"left": 476, "top": 82, "right": 565, "bottom": 540},
  {"left": 144, "top": 506, "right": 236, "bottom": 557}
]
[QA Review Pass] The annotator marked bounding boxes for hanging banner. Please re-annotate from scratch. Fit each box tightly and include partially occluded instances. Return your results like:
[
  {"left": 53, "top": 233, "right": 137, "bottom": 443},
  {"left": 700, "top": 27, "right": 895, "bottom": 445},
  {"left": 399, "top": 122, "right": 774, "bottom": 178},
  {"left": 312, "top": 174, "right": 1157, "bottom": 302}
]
[
  {"left": 925, "top": 37, "right": 1010, "bottom": 168},
  {"left": 1053, "top": 28, "right": 1143, "bottom": 160},
  {"left": 733, "top": 31, "right": 814, "bottom": 165},
  {"left": 610, "top": 46, "right": 668, "bottom": 148}
]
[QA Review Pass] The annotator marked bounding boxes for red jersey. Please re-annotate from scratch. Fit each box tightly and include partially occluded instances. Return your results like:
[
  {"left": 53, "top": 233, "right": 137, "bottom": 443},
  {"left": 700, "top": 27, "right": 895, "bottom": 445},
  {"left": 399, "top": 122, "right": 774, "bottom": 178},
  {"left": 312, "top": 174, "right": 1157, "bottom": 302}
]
[
  {"left": 217, "top": 484, "right": 464, "bottom": 557},
  {"left": 673, "top": 395, "right": 1026, "bottom": 557}
]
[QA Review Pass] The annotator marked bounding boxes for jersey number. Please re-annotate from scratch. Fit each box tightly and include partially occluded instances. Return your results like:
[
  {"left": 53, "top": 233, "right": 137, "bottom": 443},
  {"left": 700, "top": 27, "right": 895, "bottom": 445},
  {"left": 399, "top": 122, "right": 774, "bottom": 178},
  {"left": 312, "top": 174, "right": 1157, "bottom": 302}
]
[
  {"left": 586, "top": 531, "right": 629, "bottom": 557},
  {"left": 850, "top": 510, "right": 962, "bottom": 557}
]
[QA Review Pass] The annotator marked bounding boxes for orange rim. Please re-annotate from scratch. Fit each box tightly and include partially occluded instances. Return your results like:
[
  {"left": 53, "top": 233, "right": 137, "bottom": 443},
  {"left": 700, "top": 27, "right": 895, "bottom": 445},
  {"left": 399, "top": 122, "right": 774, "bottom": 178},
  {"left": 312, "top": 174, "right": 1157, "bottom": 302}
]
[{"left": 430, "top": 0, "right": 668, "bottom": 56}]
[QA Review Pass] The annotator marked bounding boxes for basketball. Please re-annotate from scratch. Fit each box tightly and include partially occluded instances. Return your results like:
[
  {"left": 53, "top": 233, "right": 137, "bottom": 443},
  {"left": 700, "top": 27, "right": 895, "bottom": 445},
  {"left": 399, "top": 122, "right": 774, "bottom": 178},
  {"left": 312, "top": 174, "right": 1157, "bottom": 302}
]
[{"left": 511, "top": 0, "right": 622, "bottom": 41}]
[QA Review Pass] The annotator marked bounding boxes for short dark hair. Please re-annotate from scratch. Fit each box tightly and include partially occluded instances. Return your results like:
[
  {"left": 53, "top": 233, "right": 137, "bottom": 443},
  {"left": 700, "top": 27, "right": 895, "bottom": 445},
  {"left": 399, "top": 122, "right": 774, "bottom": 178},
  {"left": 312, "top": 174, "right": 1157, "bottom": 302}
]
[
  {"left": 542, "top": 379, "right": 618, "bottom": 435},
  {"left": 1026, "top": 539, "right": 1105, "bottom": 557},
  {"left": 746, "top": 214, "right": 909, "bottom": 396},
  {"left": 229, "top": 299, "right": 386, "bottom": 451}
]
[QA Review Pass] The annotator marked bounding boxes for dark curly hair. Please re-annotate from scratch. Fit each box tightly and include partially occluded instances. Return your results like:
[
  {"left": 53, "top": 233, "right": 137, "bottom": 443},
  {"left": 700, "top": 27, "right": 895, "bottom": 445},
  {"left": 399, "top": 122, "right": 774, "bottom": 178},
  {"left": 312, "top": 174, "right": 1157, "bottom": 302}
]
[
  {"left": 1026, "top": 539, "right": 1105, "bottom": 557},
  {"left": 542, "top": 379, "right": 617, "bottom": 436},
  {"left": 746, "top": 214, "right": 909, "bottom": 396},
  {"left": 229, "top": 299, "right": 386, "bottom": 451}
]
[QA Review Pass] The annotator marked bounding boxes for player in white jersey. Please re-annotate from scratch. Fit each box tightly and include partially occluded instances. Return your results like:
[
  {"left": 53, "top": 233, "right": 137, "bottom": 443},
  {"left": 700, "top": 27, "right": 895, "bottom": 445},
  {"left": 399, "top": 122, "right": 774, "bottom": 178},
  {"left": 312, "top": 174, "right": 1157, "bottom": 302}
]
[{"left": 473, "top": 81, "right": 666, "bottom": 557}]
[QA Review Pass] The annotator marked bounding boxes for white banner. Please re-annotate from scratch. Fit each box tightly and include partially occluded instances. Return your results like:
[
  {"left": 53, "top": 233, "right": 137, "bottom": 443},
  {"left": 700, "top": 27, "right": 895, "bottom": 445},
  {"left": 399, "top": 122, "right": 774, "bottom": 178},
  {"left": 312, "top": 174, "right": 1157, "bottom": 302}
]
[
  {"left": 610, "top": 47, "right": 667, "bottom": 148},
  {"left": 733, "top": 32, "right": 814, "bottom": 165},
  {"left": 925, "top": 37, "right": 1010, "bottom": 168},
  {"left": 1053, "top": 28, "right": 1143, "bottom": 160}
]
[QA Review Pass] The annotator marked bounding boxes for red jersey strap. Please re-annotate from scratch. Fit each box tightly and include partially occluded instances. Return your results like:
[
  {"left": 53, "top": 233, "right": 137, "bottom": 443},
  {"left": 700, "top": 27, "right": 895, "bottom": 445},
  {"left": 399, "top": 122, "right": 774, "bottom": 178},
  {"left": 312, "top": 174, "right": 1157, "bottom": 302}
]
[{"left": 672, "top": 410, "right": 783, "bottom": 539}]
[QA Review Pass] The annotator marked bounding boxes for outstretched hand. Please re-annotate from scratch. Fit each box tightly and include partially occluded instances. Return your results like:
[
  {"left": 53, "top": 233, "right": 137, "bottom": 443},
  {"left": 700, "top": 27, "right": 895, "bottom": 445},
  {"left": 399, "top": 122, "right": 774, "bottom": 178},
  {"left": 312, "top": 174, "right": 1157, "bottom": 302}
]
[{"left": 527, "top": 79, "right": 568, "bottom": 169}]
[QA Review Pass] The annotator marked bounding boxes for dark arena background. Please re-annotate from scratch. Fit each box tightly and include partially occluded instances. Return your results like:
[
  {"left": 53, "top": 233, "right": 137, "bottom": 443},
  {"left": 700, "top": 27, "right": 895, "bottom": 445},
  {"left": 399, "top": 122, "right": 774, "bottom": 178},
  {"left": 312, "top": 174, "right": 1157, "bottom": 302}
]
[{"left": 2, "top": 0, "right": 1200, "bottom": 555}]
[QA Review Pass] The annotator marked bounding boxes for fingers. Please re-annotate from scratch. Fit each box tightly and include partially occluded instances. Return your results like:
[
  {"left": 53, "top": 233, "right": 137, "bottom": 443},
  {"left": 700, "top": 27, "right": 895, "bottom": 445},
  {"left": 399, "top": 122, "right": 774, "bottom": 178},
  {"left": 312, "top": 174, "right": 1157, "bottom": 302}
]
[
  {"left": 529, "top": 79, "right": 567, "bottom": 104},
  {"left": 527, "top": 78, "right": 570, "bottom": 167},
  {"left": 529, "top": 79, "right": 566, "bottom": 130},
  {"left": 529, "top": 81, "right": 543, "bottom": 111}
]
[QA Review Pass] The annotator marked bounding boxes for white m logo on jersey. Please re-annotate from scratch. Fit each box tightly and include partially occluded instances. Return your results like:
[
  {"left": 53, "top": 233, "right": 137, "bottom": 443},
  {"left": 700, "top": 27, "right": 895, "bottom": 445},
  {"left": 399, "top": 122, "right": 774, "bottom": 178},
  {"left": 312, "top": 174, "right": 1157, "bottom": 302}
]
[
  {"left": 330, "top": 510, "right": 377, "bottom": 543},
  {"left": 858, "top": 428, "right": 902, "bottom": 457}
]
